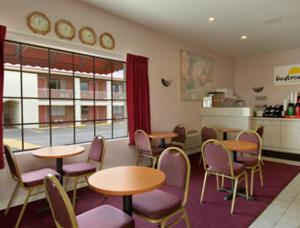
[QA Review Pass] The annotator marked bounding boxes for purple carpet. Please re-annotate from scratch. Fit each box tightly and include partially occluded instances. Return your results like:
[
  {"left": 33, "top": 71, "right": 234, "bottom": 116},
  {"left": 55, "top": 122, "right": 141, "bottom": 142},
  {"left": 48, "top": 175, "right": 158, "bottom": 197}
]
[{"left": 1, "top": 156, "right": 300, "bottom": 228}]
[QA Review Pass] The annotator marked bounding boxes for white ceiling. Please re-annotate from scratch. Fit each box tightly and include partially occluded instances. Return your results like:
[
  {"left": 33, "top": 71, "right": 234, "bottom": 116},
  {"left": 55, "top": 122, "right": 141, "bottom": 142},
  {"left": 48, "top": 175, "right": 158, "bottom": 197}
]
[{"left": 81, "top": 0, "right": 300, "bottom": 57}]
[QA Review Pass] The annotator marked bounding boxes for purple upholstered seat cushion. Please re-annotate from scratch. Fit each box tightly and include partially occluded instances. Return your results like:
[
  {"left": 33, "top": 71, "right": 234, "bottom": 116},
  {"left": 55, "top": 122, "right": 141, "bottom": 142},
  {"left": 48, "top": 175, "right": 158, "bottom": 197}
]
[
  {"left": 133, "top": 189, "right": 182, "bottom": 219},
  {"left": 76, "top": 204, "right": 134, "bottom": 228},
  {"left": 237, "top": 156, "right": 258, "bottom": 166},
  {"left": 63, "top": 162, "right": 96, "bottom": 176},
  {"left": 22, "top": 168, "right": 60, "bottom": 187},
  {"left": 208, "top": 162, "right": 245, "bottom": 176}
]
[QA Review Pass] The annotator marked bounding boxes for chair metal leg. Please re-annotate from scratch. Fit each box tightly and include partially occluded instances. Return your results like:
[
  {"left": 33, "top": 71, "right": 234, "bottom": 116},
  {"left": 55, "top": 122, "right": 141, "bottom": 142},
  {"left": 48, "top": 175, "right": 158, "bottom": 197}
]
[
  {"left": 183, "top": 208, "right": 191, "bottom": 228},
  {"left": 250, "top": 167, "right": 255, "bottom": 196},
  {"left": 198, "top": 153, "right": 202, "bottom": 166},
  {"left": 5, "top": 183, "right": 19, "bottom": 215},
  {"left": 216, "top": 175, "right": 220, "bottom": 191},
  {"left": 200, "top": 171, "right": 208, "bottom": 203},
  {"left": 72, "top": 177, "right": 78, "bottom": 208},
  {"left": 245, "top": 173, "right": 249, "bottom": 200},
  {"left": 152, "top": 157, "right": 157, "bottom": 168},
  {"left": 221, "top": 175, "right": 225, "bottom": 188},
  {"left": 230, "top": 178, "right": 238, "bottom": 215},
  {"left": 136, "top": 154, "right": 141, "bottom": 166},
  {"left": 259, "top": 165, "right": 264, "bottom": 187},
  {"left": 15, "top": 189, "right": 32, "bottom": 228}
]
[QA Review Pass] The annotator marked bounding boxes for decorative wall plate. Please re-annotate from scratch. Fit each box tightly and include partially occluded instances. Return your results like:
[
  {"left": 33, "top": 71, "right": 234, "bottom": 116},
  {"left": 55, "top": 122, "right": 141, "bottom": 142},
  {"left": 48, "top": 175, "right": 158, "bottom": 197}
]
[
  {"left": 55, "top": 19, "right": 75, "bottom": 40},
  {"left": 79, "top": 26, "right": 96, "bottom": 45},
  {"left": 99, "top": 32, "right": 115, "bottom": 50},
  {"left": 27, "top": 11, "right": 51, "bottom": 35}
]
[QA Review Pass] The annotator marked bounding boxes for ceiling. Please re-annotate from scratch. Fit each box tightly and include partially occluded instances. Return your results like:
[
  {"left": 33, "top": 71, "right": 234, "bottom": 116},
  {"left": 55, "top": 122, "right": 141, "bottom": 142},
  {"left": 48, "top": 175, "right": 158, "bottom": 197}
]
[{"left": 80, "top": 0, "right": 300, "bottom": 57}]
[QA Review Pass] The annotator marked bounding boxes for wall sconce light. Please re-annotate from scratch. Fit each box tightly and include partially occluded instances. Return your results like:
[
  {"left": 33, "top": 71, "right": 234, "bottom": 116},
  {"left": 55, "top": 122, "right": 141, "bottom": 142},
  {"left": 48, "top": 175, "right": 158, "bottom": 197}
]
[{"left": 161, "top": 78, "right": 172, "bottom": 87}]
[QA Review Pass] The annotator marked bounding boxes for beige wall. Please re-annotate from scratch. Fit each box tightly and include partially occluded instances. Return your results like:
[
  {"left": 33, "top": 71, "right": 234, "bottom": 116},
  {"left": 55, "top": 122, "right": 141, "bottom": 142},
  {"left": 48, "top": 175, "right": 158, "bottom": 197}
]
[
  {"left": 0, "top": 0, "right": 235, "bottom": 208},
  {"left": 235, "top": 48, "right": 300, "bottom": 108}
]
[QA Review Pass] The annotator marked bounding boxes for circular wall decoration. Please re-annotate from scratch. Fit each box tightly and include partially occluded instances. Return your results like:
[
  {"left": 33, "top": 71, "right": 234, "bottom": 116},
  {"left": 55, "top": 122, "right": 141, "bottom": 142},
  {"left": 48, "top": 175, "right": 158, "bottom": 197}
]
[
  {"left": 55, "top": 19, "right": 76, "bottom": 40},
  {"left": 99, "top": 32, "right": 115, "bottom": 50},
  {"left": 27, "top": 11, "right": 51, "bottom": 35},
  {"left": 79, "top": 26, "right": 97, "bottom": 45}
]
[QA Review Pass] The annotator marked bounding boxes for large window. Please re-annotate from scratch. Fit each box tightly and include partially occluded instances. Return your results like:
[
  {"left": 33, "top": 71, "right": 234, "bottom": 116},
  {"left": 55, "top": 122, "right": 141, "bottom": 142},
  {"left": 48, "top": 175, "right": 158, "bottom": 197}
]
[{"left": 3, "top": 41, "right": 127, "bottom": 152}]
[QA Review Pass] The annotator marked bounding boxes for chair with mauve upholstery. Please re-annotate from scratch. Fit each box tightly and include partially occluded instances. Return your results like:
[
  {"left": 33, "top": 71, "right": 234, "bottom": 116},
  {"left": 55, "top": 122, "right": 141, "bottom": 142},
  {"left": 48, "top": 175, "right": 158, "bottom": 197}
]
[
  {"left": 4, "top": 145, "right": 60, "bottom": 228},
  {"left": 133, "top": 146, "right": 191, "bottom": 227},
  {"left": 134, "top": 129, "right": 163, "bottom": 168},
  {"left": 44, "top": 174, "right": 134, "bottom": 228},
  {"left": 199, "top": 127, "right": 218, "bottom": 164},
  {"left": 168, "top": 124, "right": 187, "bottom": 148},
  {"left": 236, "top": 130, "right": 263, "bottom": 196},
  {"left": 63, "top": 135, "right": 106, "bottom": 207},
  {"left": 200, "top": 139, "right": 248, "bottom": 214}
]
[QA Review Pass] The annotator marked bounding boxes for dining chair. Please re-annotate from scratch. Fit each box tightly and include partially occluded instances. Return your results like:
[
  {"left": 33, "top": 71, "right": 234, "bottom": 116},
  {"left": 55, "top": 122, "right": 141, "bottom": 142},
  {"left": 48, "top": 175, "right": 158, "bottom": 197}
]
[
  {"left": 199, "top": 127, "right": 218, "bottom": 164},
  {"left": 200, "top": 139, "right": 248, "bottom": 214},
  {"left": 63, "top": 135, "right": 106, "bottom": 207},
  {"left": 168, "top": 124, "right": 187, "bottom": 148},
  {"left": 4, "top": 145, "right": 60, "bottom": 228},
  {"left": 236, "top": 130, "right": 263, "bottom": 196},
  {"left": 44, "top": 174, "right": 134, "bottom": 228},
  {"left": 132, "top": 146, "right": 191, "bottom": 228},
  {"left": 134, "top": 129, "right": 163, "bottom": 168},
  {"left": 256, "top": 125, "right": 265, "bottom": 166}
]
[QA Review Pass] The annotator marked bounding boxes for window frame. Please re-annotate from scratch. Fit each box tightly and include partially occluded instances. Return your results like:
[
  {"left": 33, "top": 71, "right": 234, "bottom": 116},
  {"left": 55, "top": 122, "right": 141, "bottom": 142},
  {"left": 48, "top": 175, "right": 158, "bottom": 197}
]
[{"left": 3, "top": 40, "right": 128, "bottom": 152}]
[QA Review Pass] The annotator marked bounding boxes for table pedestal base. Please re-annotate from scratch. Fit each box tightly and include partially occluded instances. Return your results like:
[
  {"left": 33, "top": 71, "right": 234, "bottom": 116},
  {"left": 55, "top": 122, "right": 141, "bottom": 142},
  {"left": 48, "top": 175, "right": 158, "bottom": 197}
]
[
  {"left": 219, "top": 187, "right": 254, "bottom": 201},
  {"left": 123, "top": 195, "right": 132, "bottom": 216}
]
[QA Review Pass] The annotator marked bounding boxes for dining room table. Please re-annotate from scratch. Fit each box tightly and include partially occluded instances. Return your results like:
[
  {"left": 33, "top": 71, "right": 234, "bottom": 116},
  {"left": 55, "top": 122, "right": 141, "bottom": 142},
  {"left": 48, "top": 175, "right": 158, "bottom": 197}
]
[
  {"left": 220, "top": 140, "right": 257, "bottom": 200},
  {"left": 32, "top": 145, "right": 85, "bottom": 183},
  {"left": 88, "top": 166, "right": 165, "bottom": 216},
  {"left": 148, "top": 131, "right": 178, "bottom": 148}
]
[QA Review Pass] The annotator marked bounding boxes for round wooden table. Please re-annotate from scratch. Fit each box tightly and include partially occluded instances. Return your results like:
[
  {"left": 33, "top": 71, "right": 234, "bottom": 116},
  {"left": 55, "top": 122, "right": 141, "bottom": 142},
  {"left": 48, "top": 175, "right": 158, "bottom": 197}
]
[
  {"left": 32, "top": 145, "right": 85, "bottom": 183},
  {"left": 148, "top": 131, "right": 178, "bottom": 148},
  {"left": 88, "top": 166, "right": 165, "bottom": 216},
  {"left": 216, "top": 128, "right": 241, "bottom": 140}
]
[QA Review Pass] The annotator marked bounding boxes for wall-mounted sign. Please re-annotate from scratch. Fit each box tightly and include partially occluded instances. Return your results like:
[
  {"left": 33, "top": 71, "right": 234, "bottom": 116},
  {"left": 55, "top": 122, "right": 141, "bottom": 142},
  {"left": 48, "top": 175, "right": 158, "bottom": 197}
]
[{"left": 274, "top": 64, "right": 300, "bottom": 85}]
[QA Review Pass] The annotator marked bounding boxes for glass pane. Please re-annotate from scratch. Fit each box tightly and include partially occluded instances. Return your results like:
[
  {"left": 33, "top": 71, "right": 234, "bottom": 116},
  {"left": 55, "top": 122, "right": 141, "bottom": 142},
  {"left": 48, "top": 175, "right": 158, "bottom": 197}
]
[
  {"left": 23, "top": 99, "right": 49, "bottom": 124},
  {"left": 51, "top": 123, "right": 74, "bottom": 146},
  {"left": 4, "top": 70, "right": 21, "bottom": 97},
  {"left": 79, "top": 105, "right": 94, "bottom": 121},
  {"left": 22, "top": 45, "right": 49, "bottom": 73},
  {"left": 96, "top": 120, "right": 112, "bottom": 139},
  {"left": 95, "top": 58, "right": 111, "bottom": 80},
  {"left": 95, "top": 101, "right": 110, "bottom": 120},
  {"left": 113, "top": 119, "right": 128, "bottom": 138},
  {"left": 24, "top": 124, "right": 50, "bottom": 150},
  {"left": 4, "top": 125, "right": 22, "bottom": 151},
  {"left": 79, "top": 78, "right": 94, "bottom": 99},
  {"left": 112, "top": 61, "right": 125, "bottom": 81},
  {"left": 76, "top": 121, "right": 94, "bottom": 143},
  {"left": 50, "top": 104, "right": 74, "bottom": 123},
  {"left": 50, "top": 50, "right": 73, "bottom": 99},
  {"left": 4, "top": 42, "right": 21, "bottom": 69},
  {"left": 3, "top": 98, "right": 22, "bottom": 124},
  {"left": 112, "top": 81, "right": 126, "bottom": 100},
  {"left": 95, "top": 79, "right": 109, "bottom": 99},
  {"left": 113, "top": 101, "right": 127, "bottom": 119},
  {"left": 74, "top": 54, "right": 93, "bottom": 78}
]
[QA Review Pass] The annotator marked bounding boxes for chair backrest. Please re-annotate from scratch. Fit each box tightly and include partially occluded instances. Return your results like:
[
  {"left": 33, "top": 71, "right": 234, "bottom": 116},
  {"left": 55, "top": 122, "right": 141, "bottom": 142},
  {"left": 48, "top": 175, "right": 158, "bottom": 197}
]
[
  {"left": 171, "top": 124, "right": 187, "bottom": 144},
  {"left": 256, "top": 125, "right": 264, "bottom": 138},
  {"left": 134, "top": 129, "right": 152, "bottom": 154},
  {"left": 236, "top": 130, "right": 262, "bottom": 158},
  {"left": 44, "top": 174, "right": 78, "bottom": 228},
  {"left": 201, "top": 127, "right": 217, "bottom": 143},
  {"left": 158, "top": 147, "right": 191, "bottom": 206},
  {"left": 88, "top": 135, "right": 106, "bottom": 169},
  {"left": 4, "top": 145, "right": 22, "bottom": 183},
  {"left": 201, "top": 139, "right": 234, "bottom": 176}
]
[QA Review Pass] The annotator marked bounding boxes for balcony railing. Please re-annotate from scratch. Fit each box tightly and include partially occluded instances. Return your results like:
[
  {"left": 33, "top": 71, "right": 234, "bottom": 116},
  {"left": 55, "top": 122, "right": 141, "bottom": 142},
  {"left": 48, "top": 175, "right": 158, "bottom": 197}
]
[
  {"left": 113, "top": 92, "right": 126, "bottom": 99},
  {"left": 38, "top": 88, "right": 73, "bottom": 98},
  {"left": 80, "top": 91, "right": 107, "bottom": 99}
]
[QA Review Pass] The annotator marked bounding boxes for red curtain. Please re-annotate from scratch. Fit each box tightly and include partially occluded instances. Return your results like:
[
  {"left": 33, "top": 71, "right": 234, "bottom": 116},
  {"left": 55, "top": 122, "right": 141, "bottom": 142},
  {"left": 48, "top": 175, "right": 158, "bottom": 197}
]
[
  {"left": 0, "top": 25, "right": 6, "bottom": 169},
  {"left": 126, "top": 54, "right": 151, "bottom": 145}
]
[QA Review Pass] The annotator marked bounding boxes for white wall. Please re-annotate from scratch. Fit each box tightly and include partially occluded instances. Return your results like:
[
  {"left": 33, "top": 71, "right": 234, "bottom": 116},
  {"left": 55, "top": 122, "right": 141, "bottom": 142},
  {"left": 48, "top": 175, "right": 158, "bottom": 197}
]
[
  {"left": 0, "top": 0, "right": 235, "bottom": 209},
  {"left": 235, "top": 48, "right": 300, "bottom": 108}
]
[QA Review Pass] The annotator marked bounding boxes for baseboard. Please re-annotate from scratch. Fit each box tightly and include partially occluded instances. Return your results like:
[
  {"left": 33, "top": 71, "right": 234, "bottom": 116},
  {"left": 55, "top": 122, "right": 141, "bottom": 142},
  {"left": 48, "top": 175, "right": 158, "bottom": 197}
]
[{"left": 262, "top": 149, "right": 300, "bottom": 166}]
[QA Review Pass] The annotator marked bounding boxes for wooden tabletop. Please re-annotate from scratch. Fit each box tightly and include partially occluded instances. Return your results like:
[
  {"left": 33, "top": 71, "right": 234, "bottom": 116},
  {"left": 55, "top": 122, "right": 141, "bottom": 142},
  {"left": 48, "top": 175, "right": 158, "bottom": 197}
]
[
  {"left": 216, "top": 128, "right": 241, "bottom": 133},
  {"left": 222, "top": 140, "right": 257, "bottom": 152},
  {"left": 32, "top": 145, "right": 85, "bottom": 159},
  {"left": 148, "top": 131, "right": 178, "bottom": 139},
  {"left": 88, "top": 166, "right": 165, "bottom": 196}
]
